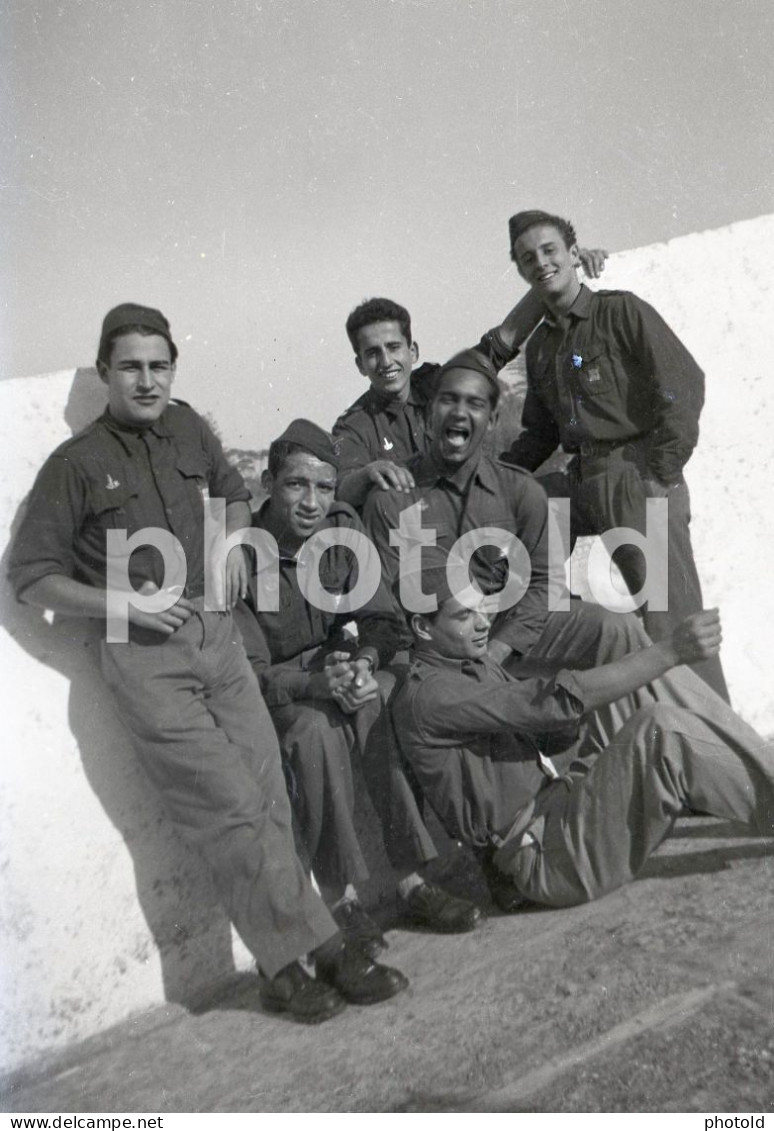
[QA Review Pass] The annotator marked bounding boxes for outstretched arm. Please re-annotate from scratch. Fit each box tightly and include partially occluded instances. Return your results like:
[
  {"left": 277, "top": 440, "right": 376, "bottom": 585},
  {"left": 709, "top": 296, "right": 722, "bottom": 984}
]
[{"left": 571, "top": 610, "right": 722, "bottom": 711}]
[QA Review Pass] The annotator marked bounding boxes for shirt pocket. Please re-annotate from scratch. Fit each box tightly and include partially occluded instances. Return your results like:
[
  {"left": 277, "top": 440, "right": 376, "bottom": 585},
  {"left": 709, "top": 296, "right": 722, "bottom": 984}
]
[
  {"left": 574, "top": 351, "right": 620, "bottom": 397},
  {"left": 175, "top": 447, "right": 210, "bottom": 487},
  {"left": 89, "top": 482, "right": 139, "bottom": 528}
]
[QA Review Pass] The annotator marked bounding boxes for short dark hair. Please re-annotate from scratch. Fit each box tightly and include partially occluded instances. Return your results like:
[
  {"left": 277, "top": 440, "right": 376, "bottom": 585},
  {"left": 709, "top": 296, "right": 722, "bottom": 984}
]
[
  {"left": 345, "top": 297, "right": 413, "bottom": 353},
  {"left": 508, "top": 210, "right": 578, "bottom": 264},
  {"left": 97, "top": 324, "right": 178, "bottom": 367}
]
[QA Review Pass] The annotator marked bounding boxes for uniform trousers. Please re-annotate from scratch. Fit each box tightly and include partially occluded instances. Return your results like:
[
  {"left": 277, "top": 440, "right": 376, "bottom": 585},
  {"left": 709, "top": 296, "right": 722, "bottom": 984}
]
[
  {"left": 100, "top": 606, "right": 337, "bottom": 979},
  {"left": 540, "top": 440, "right": 728, "bottom": 700},
  {"left": 270, "top": 665, "right": 438, "bottom": 890},
  {"left": 494, "top": 610, "right": 772, "bottom": 905}
]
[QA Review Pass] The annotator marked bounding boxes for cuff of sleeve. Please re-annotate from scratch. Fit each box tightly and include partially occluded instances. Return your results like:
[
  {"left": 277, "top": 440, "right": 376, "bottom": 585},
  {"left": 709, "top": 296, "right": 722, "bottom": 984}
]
[
  {"left": 354, "top": 646, "right": 379, "bottom": 673},
  {"left": 552, "top": 668, "right": 589, "bottom": 713},
  {"left": 478, "top": 326, "right": 519, "bottom": 370}
]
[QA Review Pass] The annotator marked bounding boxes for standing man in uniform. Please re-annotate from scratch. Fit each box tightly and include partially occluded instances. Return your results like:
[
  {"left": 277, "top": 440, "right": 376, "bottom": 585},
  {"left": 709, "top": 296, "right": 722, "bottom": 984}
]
[
  {"left": 8, "top": 304, "right": 407, "bottom": 1023},
  {"left": 333, "top": 244, "right": 607, "bottom": 510},
  {"left": 234, "top": 419, "right": 481, "bottom": 944},
  {"left": 502, "top": 210, "right": 728, "bottom": 700},
  {"left": 392, "top": 546, "right": 772, "bottom": 910}
]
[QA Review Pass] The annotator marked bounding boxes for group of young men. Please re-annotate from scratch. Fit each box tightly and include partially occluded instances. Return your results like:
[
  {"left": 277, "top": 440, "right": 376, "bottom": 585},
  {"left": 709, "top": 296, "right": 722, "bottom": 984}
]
[{"left": 9, "top": 210, "right": 773, "bottom": 1025}]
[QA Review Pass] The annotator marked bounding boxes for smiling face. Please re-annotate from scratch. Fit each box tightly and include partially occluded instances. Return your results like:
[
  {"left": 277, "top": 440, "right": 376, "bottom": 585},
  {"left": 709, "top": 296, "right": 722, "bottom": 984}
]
[
  {"left": 98, "top": 332, "right": 175, "bottom": 427},
  {"left": 263, "top": 450, "right": 337, "bottom": 552},
  {"left": 513, "top": 223, "right": 582, "bottom": 308},
  {"left": 429, "top": 369, "right": 496, "bottom": 468},
  {"left": 354, "top": 320, "right": 418, "bottom": 402},
  {"left": 413, "top": 595, "right": 492, "bottom": 660}
]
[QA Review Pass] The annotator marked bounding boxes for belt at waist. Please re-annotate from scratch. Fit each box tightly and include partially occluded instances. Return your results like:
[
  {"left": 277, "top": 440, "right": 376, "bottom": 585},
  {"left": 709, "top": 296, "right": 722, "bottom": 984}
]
[{"left": 567, "top": 435, "right": 643, "bottom": 458}]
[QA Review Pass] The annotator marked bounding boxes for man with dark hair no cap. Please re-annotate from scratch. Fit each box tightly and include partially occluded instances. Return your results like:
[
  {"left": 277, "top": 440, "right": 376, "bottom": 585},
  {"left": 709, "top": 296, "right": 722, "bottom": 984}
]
[
  {"left": 333, "top": 244, "right": 609, "bottom": 511},
  {"left": 8, "top": 305, "right": 407, "bottom": 1023},
  {"left": 502, "top": 210, "right": 728, "bottom": 700}
]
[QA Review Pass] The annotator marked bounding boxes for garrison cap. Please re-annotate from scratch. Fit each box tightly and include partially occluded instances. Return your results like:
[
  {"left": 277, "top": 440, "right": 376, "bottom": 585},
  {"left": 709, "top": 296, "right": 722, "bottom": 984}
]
[
  {"left": 97, "top": 303, "right": 176, "bottom": 364},
  {"left": 272, "top": 418, "right": 339, "bottom": 469},
  {"left": 435, "top": 347, "right": 500, "bottom": 403}
]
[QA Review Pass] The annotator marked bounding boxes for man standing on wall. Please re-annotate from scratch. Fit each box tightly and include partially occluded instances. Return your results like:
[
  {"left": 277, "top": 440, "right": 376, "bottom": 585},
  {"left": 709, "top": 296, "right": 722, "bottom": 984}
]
[
  {"left": 8, "top": 303, "right": 408, "bottom": 1023},
  {"left": 501, "top": 210, "right": 728, "bottom": 700}
]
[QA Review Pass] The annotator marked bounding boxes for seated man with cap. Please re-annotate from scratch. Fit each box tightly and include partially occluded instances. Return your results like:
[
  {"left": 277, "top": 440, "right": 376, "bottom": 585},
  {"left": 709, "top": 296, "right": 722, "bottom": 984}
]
[
  {"left": 8, "top": 304, "right": 408, "bottom": 1023},
  {"left": 234, "top": 418, "right": 482, "bottom": 950},
  {"left": 332, "top": 244, "right": 608, "bottom": 511},
  {"left": 391, "top": 544, "right": 772, "bottom": 910}
]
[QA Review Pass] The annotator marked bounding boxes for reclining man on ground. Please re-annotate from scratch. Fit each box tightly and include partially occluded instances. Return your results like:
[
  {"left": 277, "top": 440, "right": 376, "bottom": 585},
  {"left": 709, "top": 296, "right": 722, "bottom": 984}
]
[
  {"left": 332, "top": 245, "right": 607, "bottom": 510},
  {"left": 233, "top": 418, "right": 482, "bottom": 951},
  {"left": 7, "top": 304, "right": 407, "bottom": 1025},
  {"left": 391, "top": 545, "right": 772, "bottom": 908}
]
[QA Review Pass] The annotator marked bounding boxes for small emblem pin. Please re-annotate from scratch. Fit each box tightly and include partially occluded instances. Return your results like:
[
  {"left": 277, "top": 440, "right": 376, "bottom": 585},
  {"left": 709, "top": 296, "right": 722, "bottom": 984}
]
[
  {"left": 105, "top": 474, "right": 121, "bottom": 490},
  {"left": 383, "top": 437, "right": 394, "bottom": 451},
  {"left": 571, "top": 353, "right": 583, "bottom": 368}
]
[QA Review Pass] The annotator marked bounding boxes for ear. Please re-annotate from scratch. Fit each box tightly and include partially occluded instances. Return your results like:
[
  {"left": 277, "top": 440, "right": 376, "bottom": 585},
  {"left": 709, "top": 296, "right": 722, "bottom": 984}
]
[
  {"left": 485, "top": 404, "right": 499, "bottom": 434},
  {"left": 410, "top": 613, "right": 433, "bottom": 642},
  {"left": 261, "top": 469, "right": 272, "bottom": 493},
  {"left": 97, "top": 361, "right": 109, "bottom": 384},
  {"left": 410, "top": 339, "right": 419, "bottom": 364},
  {"left": 355, "top": 354, "right": 366, "bottom": 377},
  {"left": 569, "top": 243, "right": 582, "bottom": 268}
]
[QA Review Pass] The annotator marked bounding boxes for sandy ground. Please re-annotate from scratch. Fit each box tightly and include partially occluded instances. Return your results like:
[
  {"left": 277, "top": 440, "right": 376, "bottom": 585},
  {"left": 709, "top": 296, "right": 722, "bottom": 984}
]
[{"left": 2, "top": 817, "right": 771, "bottom": 1115}]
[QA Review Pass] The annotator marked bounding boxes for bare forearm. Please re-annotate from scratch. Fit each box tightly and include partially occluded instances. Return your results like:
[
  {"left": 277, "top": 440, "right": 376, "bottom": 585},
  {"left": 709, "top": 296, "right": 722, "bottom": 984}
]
[
  {"left": 22, "top": 574, "right": 106, "bottom": 620},
  {"left": 573, "top": 639, "right": 680, "bottom": 711},
  {"left": 225, "top": 500, "right": 252, "bottom": 535}
]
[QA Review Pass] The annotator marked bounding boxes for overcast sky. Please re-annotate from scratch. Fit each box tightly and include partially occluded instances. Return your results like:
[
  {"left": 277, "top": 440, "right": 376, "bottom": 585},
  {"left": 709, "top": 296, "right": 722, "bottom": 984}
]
[{"left": 3, "top": 0, "right": 773, "bottom": 448}]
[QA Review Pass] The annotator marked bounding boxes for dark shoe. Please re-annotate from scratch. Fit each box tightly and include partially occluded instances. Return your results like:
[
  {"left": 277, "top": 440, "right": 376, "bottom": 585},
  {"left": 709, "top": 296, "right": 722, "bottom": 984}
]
[
  {"left": 332, "top": 898, "right": 387, "bottom": 960},
  {"left": 478, "top": 850, "right": 531, "bottom": 914},
  {"left": 398, "top": 881, "right": 481, "bottom": 933},
  {"left": 259, "top": 961, "right": 347, "bottom": 1023},
  {"left": 316, "top": 939, "right": 408, "bottom": 1005}
]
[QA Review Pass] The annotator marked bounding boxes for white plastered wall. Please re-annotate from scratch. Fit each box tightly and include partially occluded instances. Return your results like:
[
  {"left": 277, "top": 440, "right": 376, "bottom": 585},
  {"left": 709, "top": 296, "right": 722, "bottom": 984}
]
[{"left": 1, "top": 215, "right": 772, "bottom": 1075}]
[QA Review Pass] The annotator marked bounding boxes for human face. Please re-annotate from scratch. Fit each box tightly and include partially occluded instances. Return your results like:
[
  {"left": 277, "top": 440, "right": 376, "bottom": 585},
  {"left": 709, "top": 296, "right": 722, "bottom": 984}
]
[
  {"left": 99, "top": 332, "right": 175, "bottom": 427},
  {"left": 264, "top": 451, "right": 337, "bottom": 551},
  {"left": 513, "top": 223, "right": 581, "bottom": 306},
  {"left": 354, "top": 320, "right": 418, "bottom": 401},
  {"left": 415, "top": 596, "right": 491, "bottom": 660},
  {"left": 429, "top": 370, "right": 495, "bottom": 467}
]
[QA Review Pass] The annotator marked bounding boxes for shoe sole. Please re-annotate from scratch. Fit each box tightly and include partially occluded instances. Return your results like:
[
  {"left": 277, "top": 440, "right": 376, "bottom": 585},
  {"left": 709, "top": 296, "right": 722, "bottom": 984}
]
[
  {"left": 333, "top": 970, "right": 409, "bottom": 1006},
  {"left": 400, "top": 910, "right": 482, "bottom": 934},
  {"left": 260, "top": 993, "right": 347, "bottom": 1024}
]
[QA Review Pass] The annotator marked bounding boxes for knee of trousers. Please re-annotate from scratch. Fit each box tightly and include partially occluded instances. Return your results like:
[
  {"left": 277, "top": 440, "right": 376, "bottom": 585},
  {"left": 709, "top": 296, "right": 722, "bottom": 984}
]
[{"left": 582, "top": 603, "right": 651, "bottom": 654}]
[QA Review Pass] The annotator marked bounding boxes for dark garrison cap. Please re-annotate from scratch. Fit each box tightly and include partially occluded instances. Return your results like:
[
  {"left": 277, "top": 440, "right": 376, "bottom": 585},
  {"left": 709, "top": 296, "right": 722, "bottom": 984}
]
[
  {"left": 508, "top": 210, "right": 556, "bottom": 252},
  {"left": 273, "top": 418, "right": 339, "bottom": 469},
  {"left": 435, "top": 347, "right": 500, "bottom": 402},
  {"left": 97, "top": 303, "right": 176, "bottom": 364}
]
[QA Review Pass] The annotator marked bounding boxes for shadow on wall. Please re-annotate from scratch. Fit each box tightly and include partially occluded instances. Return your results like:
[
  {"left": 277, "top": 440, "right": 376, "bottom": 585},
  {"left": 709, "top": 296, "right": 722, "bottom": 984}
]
[{"left": 3, "top": 369, "right": 242, "bottom": 1008}]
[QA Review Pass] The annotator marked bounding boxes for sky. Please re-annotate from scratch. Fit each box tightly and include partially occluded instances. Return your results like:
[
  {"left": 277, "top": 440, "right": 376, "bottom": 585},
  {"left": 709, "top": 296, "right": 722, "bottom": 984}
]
[{"left": 3, "top": 0, "right": 773, "bottom": 449}]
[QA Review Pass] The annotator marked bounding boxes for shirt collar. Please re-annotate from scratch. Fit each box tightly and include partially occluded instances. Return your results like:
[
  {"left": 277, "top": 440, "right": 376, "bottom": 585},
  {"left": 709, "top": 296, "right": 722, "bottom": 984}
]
[
  {"left": 100, "top": 408, "right": 174, "bottom": 453},
  {"left": 412, "top": 646, "right": 495, "bottom": 678},
  {"left": 543, "top": 284, "right": 593, "bottom": 328},
  {"left": 366, "top": 377, "right": 422, "bottom": 416},
  {"left": 413, "top": 451, "right": 497, "bottom": 495}
]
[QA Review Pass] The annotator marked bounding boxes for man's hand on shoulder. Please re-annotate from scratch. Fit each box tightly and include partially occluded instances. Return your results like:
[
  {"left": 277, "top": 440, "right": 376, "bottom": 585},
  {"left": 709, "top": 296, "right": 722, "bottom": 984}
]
[
  {"left": 365, "top": 460, "right": 416, "bottom": 493},
  {"left": 578, "top": 247, "right": 609, "bottom": 279}
]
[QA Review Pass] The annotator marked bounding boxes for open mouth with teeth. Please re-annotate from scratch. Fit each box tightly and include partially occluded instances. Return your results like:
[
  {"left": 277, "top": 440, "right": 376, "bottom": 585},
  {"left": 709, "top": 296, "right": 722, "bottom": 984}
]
[{"left": 443, "top": 423, "right": 471, "bottom": 451}]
